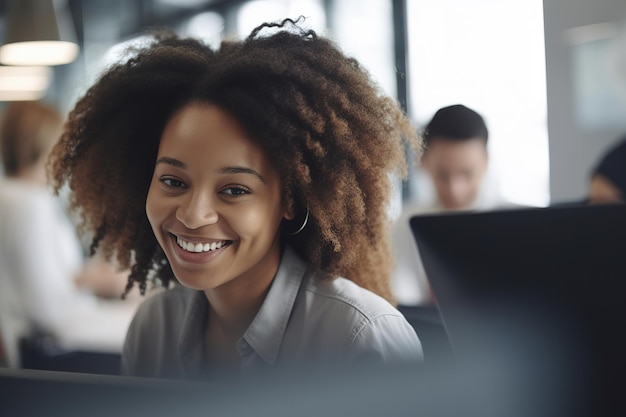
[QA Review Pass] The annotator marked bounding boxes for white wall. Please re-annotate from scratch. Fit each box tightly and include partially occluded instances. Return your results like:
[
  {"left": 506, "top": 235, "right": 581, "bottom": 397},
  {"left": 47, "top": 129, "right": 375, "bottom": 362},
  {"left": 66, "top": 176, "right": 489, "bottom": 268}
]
[{"left": 544, "top": 0, "right": 626, "bottom": 203}]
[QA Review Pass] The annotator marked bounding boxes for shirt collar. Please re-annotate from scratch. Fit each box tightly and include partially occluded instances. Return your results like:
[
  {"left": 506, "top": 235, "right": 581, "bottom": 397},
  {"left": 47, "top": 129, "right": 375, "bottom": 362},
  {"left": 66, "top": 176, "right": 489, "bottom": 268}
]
[
  {"left": 241, "top": 246, "right": 308, "bottom": 365},
  {"left": 176, "top": 246, "right": 309, "bottom": 372}
]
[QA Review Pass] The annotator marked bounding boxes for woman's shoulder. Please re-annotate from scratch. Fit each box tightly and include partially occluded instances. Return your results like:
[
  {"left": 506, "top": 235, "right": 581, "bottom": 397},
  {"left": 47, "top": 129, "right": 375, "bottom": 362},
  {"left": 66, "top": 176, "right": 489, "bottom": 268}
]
[
  {"left": 127, "top": 286, "right": 204, "bottom": 342},
  {"left": 124, "top": 286, "right": 203, "bottom": 352},
  {"left": 302, "top": 274, "right": 403, "bottom": 323},
  {"left": 132, "top": 285, "right": 198, "bottom": 322},
  {"left": 296, "top": 274, "right": 423, "bottom": 364}
]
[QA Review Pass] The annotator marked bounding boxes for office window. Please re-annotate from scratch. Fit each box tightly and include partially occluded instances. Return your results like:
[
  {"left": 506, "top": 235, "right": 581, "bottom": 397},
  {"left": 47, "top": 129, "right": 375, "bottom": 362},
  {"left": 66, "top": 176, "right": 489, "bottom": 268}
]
[
  {"left": 407, "top": 0, "right": 549, "bottom": 207},
  {"left": 327, "top": 0, "right": 396, "bottom": 99},
  {"left": 237, "top": 0, "right": 326, "bottom": 38},
  {"left": 181, "top": 11, "right": 225, "bottom": 49}
]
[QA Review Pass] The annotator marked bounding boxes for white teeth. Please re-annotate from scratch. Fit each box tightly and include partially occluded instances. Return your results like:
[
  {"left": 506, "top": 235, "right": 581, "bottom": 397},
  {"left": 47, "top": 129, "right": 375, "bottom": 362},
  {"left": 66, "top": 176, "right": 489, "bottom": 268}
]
[{"left": 176, "top": 236, "right": 228, "bottom": 253}]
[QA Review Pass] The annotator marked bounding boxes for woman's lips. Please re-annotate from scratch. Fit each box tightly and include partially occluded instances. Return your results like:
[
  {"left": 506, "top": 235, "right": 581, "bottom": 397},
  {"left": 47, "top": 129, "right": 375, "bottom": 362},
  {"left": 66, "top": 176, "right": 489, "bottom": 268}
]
[{"left": 169, "top": 234, "right": 233, "bottom": 263}]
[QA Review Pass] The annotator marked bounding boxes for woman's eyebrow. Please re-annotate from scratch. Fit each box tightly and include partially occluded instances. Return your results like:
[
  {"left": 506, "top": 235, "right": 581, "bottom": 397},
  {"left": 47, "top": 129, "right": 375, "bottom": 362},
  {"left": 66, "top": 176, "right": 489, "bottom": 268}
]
[
  {"left": 219, "top": 166, "right": 266, "bottom": 183},
  {"left": 155, "top": 158, "right": 266, "bottom": 183},
  {"left": 155, "top": 157, "right": 186, "bottom": 169}
]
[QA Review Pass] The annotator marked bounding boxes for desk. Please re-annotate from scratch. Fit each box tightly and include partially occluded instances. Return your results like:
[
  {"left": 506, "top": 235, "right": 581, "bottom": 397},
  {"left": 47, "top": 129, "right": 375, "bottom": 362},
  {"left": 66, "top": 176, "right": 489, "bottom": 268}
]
[
  {"left": 18, "top": 296, "right": 144, "bottom": 375},
  {"left": 55, "top": 297, "right": 142, "bottom": 354}
]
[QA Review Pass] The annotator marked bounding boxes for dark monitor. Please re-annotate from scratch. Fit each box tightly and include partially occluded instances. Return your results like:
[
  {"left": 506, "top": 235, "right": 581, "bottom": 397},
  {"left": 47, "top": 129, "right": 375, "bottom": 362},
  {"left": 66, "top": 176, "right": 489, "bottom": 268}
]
[
  {"left": 0, "top": 363, "right": 521, "bottom": 417},
  {"left": 0, "top": 367, "right": 215, "bottom": 416},
  {"left": 410, "top": 203, "right": 626, "bottom": 416}
]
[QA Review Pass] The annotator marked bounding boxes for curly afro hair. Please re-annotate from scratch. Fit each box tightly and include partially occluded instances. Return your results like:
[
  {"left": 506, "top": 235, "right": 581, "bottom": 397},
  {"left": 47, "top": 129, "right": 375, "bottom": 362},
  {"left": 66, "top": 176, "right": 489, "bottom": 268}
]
[{"left": 48, "top": 18, "right": 421, "bottom": 304}]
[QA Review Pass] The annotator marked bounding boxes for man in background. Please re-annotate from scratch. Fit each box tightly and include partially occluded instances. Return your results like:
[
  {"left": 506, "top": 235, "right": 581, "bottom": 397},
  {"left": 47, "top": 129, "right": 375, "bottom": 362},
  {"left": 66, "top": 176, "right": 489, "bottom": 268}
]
[{"left": 391, "top": 104, "right": 509, "bottom": 305}]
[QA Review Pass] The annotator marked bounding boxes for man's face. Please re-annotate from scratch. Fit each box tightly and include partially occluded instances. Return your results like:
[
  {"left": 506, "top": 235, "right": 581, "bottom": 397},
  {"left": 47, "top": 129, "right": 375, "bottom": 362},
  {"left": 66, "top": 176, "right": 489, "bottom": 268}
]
[{"left": 421, "top": 137, "right": 488, "bottom": 210}]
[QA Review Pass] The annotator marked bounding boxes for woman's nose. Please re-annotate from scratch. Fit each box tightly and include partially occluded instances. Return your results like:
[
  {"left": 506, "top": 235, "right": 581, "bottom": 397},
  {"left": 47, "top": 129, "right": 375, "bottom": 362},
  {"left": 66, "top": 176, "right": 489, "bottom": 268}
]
[{"left": 176, "top": 192, "right": 219, "bottom": 229}]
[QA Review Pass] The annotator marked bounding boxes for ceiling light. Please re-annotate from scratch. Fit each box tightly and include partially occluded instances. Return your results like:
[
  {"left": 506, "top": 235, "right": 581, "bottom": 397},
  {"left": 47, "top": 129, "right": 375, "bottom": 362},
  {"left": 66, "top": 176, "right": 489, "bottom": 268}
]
[
  {"left": 0, "top": 66, "right": 52, "bottom": 101},
  {"left": 0, "top": 0, "right": 79, "bottom": 66},
  {"left": 0, "top": 90, "right": 47, "bottom": 101}
]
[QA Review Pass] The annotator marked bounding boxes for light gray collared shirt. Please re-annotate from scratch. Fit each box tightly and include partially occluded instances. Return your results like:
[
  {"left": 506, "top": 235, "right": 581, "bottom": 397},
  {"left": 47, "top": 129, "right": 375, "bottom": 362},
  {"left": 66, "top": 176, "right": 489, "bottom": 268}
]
[{"left": 122, "top": 247, "right": 423, "bottom": 379}]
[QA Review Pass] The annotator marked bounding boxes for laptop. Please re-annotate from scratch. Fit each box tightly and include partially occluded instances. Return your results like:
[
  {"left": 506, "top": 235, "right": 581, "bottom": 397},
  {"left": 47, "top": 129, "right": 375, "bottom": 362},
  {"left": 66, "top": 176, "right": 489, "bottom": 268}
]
[{"left": 410, "top": 203, "right": 626, "bottom": 416}]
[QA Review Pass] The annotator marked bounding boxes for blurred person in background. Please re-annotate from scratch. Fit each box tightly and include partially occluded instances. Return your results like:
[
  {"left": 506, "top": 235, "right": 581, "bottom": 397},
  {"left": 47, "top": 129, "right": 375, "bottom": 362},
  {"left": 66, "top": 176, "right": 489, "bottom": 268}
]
[
  {"left": 408, "top": 104, "right": 500, "bottom": 213},
  {"left": 588, "top": 135, "right": 626, "bottom": 204},
  {"left": 0, "top": 333, "right": 6, "bottom": 366},
  {"left": 391, "top": 104, "right": 511, "bottom": 306},
  {"left": 0, "top": 101, "right": 138, "bottom": 369}
]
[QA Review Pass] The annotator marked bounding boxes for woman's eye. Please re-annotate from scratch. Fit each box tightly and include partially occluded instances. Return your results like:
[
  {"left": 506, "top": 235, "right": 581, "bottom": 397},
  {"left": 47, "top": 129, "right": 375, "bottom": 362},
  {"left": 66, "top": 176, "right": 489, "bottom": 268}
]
[
  {"left": 160, "top": 178, "right": 186, "bottom": 189},
  {"left": 222, "top": 187, "right": 250, "bottom": 197}
]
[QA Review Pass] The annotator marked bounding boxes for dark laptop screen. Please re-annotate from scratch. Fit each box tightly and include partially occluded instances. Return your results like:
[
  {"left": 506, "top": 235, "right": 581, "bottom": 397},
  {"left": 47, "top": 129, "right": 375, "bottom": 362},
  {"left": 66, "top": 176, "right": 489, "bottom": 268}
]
[{"left": 410, "top": 203, "right": 626, "bottom": 415}]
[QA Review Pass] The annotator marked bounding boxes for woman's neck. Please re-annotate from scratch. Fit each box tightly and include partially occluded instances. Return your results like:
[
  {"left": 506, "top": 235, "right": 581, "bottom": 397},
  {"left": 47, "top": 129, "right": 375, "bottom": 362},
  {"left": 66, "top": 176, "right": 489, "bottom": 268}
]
[
  {"left": 200, "top": 238, "right": 284, "bottom": 374},
  {"left": 202, "top": 263, "right": 277, "bottom": 372},
  {"left": 203, "top": 242, "right": 283, "bottom": 344},
  {"left": 206, "top": 285, "right": 269, "bottom": 340}
]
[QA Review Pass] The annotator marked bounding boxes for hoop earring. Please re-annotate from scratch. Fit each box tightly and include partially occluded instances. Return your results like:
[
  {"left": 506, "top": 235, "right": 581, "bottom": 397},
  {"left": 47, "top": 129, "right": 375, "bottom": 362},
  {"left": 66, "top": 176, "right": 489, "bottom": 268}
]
[{"left": 287, "top": 206, "right": 309, "bottom": 236}]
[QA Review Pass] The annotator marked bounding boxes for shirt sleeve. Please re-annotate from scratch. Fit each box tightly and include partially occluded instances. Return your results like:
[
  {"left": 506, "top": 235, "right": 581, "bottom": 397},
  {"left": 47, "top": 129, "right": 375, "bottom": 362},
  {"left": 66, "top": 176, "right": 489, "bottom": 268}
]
[
  {"left": 121, "top": 296, "right": 156, "bottom": 377},
  {"left": 120, "top": 290, "right": 183, "bottom": 379},
  {"left": 347, "top": 313, "right": 424, "bottom": 366},
  {"left": 121, "top": 313, "right": 139, "bottom": 376}
]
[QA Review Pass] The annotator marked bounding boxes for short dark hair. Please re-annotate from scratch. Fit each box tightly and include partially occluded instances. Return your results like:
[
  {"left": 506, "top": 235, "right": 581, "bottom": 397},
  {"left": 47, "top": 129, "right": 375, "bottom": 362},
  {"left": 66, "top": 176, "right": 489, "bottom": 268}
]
[{"left": 422, "top": 104, "right": 488, "bottom": 147}]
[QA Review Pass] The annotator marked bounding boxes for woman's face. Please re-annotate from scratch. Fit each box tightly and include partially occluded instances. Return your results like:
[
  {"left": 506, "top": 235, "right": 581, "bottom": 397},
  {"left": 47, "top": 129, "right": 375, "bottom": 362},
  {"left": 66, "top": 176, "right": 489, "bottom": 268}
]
[{"left": 146, "top": 103, "right": 292, "bottom": 292}]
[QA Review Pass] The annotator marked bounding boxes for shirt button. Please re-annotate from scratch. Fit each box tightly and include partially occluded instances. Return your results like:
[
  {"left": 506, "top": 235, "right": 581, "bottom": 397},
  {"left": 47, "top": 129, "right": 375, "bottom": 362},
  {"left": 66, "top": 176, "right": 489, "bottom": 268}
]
[{"left": 237, "top": 339, "right": 251, "bottom": 354}]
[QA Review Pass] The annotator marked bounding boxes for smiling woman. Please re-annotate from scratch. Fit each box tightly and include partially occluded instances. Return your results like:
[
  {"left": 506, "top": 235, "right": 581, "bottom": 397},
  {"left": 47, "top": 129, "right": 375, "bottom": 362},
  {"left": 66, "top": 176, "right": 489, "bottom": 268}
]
[
  {"left": 146, "top": 104, "right": 288, "bottom": 298},
  {"left": 48, "top": 18, "right": 423, "bottom": 379}
]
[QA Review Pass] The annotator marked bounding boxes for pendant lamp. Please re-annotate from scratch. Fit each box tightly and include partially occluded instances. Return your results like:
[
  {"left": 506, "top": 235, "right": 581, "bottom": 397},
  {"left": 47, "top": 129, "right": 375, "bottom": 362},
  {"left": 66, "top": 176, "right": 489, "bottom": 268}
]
[
  {"left": 0, "top": 0, "right": 79, "bottom": 66},
  {"left": 0, "top": 65, "right": 52, "bottom": 101}
]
